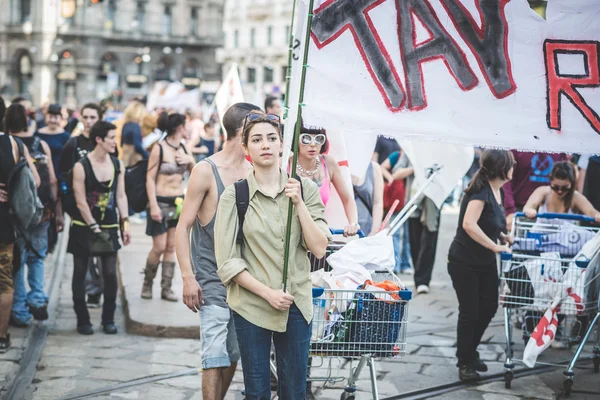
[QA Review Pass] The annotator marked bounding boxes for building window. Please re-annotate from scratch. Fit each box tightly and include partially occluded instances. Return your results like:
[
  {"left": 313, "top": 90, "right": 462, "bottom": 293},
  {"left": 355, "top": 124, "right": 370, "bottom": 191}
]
[
  {"left": 190, "top": 7, "right": 198, "bottom": 37},
  {"left": 264, "top": 67, "right": 274, "bottom": 83},
  {"left": 234, "top": 30, "right": 239, "bottom": 48},
  {"left": 21, "top": 0, "right": 32, "bottom": 23},
  {"left": 135, "top": 1, "right": 145, "bottom": 32},
  {"left": 250, "top": 28, "right": 255, "bottom": 48},
  {"left": 247, "top": 67, "right": 256, "bottom": 84},
  {"left": 162, "top": 5, "right": 172, "bottom": 36},
  {"left": 106, "top": 0, "right": 117, "bottom": 25},
  {"left": 267, "top": 26, "right": 273, "bottom": 46},
  {"left": 61, "top": 0, "right": 76, "bottom": 25}
]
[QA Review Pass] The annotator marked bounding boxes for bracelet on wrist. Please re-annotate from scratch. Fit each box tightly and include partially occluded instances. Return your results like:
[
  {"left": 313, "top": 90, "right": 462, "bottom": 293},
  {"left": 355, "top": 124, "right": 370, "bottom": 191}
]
[
  {"left": 89, "top": 223, "right": 99, "bottom": 232},
  {"left": 120, "top": 218, "right": 130, "bottom": 232}
]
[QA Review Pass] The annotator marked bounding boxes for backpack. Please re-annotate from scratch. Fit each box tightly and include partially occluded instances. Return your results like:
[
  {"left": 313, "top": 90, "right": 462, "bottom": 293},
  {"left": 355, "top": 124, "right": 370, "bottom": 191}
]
[
  {"left": 125, "top": 143, "right": 189, "bottom": 213},
  {"left": 7, "top": 138, "right": 44, "bottom": 231},
  {"left": 30, "top": 136, "right": 54, "bottom": 208},
  {"left": 234, "top": 175, "right": 304, "bottom": 245}
]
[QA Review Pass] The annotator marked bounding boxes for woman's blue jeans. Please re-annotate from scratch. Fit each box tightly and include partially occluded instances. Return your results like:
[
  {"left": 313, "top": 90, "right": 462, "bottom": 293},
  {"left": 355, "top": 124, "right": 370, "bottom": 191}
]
[{"left": 233, "top": 303, "right": 311, "bottom": 400}]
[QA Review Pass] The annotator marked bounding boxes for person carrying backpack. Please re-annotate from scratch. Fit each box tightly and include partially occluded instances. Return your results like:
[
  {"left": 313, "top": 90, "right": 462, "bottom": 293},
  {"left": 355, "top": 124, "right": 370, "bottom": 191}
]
[
  {"left": 5, "top": 104, "right": 59, "bottom": 326},
  {"left": 0, "top": 103, "right": 40, "bottom": 352}
]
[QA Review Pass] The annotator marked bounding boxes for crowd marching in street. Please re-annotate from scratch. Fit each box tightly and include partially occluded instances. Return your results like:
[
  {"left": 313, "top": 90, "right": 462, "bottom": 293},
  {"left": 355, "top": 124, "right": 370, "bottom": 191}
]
[{"left": 0, "top": 95, "right": 599, "bottom": 400}]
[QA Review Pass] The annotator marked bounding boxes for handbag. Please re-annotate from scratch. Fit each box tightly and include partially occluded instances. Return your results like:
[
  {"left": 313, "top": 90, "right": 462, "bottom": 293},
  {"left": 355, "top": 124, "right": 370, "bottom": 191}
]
[{"left": 90, "top": 231, "right": 114, "bottom": 255}]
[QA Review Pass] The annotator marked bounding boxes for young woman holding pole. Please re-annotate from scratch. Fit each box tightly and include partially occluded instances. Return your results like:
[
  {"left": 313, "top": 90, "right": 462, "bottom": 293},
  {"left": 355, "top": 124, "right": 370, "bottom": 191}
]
[{"left": 215, "top": 111, "right": 331, "bottom": 399}]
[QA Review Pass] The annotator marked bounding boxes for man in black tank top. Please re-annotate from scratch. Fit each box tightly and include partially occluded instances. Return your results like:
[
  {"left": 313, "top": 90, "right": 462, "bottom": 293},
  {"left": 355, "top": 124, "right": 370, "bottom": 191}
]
[
  {"left": 68, "top": 121, "right": 131, "bottom": 335},
  {"left": 175, "top": 103, "right": 260, "bottom": 400}
]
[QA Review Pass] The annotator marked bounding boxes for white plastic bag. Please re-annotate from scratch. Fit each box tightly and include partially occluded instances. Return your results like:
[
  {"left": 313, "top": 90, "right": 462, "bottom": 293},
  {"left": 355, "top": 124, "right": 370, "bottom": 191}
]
[{"left": 326, "top": 232, "right": 394, "bottom": 272}]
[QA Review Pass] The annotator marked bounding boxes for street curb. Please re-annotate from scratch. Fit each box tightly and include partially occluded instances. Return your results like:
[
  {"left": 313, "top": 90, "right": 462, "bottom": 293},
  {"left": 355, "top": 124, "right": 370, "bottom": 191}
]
[{"left": 117, "top": 261, "right": 200, "bottom": 339}]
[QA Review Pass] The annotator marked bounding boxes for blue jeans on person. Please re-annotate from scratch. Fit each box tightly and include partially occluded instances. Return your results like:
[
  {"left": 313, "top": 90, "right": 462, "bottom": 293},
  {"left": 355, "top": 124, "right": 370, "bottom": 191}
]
[
  {"left": 392, "top": 214, "right": 413, "bottom": 273},
  {"left": 12, "top": 222, "right": 50, "bottom": 322},
  {"left": 233, "top": 303, "right": 311, "bottom": 400}
]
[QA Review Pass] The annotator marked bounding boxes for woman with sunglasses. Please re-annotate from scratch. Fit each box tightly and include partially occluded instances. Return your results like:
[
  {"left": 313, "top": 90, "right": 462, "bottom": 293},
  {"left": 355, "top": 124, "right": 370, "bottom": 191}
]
[
  {"left": 523, "top": 161, "right": 600, "bottom": 222},
  {"left": 215, "top": 111, "right": 331, "bottom": 399},
  {"left": 293, "top": 126, "right": 359, "bottom": 237}
]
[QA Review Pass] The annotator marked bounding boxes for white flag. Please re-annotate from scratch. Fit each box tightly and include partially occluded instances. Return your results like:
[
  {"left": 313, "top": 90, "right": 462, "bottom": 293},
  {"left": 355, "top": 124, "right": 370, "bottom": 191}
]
[{"left": 215, "top": 64, "right": 245, "bottom": 126}]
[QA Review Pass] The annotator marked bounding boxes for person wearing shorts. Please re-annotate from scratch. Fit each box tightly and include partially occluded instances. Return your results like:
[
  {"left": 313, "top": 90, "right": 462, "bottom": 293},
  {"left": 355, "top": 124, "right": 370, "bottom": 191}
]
[
  {"left": 175, "top": 103, "right": 260, "bottom": 400},
  {"left": 143, "top": 112, "right": 194, "bottom": 302}
]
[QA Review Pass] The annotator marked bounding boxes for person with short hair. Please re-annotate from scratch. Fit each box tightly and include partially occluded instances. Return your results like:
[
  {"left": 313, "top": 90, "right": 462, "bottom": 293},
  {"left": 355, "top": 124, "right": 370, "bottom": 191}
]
[
  {"left": 68, "top": 121, "right": 130, "bottom": 335},
  {"left": 175, "top": 103, "right": 261, "bottom": 400},
  {"left": 448, "top": 149, "right": 515, "bottom": 381},
  {"left": 191, "top": 121, "right": 217, "bottom": 162},
  {"left": 264, "top": 95, "right": 282, "bottom": 117},
  {"left": 6, "top": 103, "right": 59, "bottom": 327},
  {"left": 35, "top": 104, "right": 70, "bottom": 180},
  {"left": 59, "top": 103, "right": 106, "bottom": 309},
  {"left": 215, "top": 111, "right": 331, "bottom": 399}
]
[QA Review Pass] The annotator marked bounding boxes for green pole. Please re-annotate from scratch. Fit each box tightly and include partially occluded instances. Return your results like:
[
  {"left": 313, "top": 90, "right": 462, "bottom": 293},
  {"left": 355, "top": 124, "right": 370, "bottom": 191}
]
[
  {"left": 282, "top": 0, "right": 315, "bottom": 292},
  {"left": 283, "top": 0, "right": 299, "bottom": 120}
]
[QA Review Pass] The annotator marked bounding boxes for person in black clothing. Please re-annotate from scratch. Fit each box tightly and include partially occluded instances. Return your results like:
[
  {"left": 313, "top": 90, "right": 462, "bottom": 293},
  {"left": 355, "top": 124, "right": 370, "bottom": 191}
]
[
  {"left": 59, "top": 103, "right": 107, "bottom": 309},
  {"left": 68, "top": 121, "right": 130, "bottom": 335},
  {"left": 448, "top": 149, "right": 514, "bottom": 381},
  {"left": 372, "top": 135, "right": 400, "bottom": 165}
]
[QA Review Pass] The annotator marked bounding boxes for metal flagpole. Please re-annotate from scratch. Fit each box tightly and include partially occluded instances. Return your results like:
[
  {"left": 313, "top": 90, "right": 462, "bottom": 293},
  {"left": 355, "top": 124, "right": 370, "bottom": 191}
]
[
  {"left": 282, "top": 0, "right": 315, "bottom": 292},
  {"left": 283, "top": 0, "right": 299, "bottom": 120}
]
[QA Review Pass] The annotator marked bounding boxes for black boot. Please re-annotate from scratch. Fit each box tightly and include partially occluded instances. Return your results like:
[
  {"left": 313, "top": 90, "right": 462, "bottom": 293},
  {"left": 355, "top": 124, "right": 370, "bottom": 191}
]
[
  {"left": 474, "top": 351, "right": 488, "bottom": 372},
  {"left": 458, "top": 365, "right": 480, "bottom": 381}
]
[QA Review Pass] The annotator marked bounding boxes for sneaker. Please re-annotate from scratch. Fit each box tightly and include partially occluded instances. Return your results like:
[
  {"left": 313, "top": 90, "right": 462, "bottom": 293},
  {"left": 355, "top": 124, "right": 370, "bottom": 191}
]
[
  {"left": 458, "top": 365, "right": 480, "bottom": 381},
  {"left": 87, "top": 294, "right": 101, "bottom": 309},
  {"left": 9, "top": 315, "right": 30, "bottom": 328},
  {"left": 400, "top": 268, "right": 414, "bottom": 275},
  {"left": 77, "top": 324, "right": 94, "bottom": 335},
  {"left": 0, "top": 334, "right": 11, "bottom": 353},
  {"left": 551, "top": 340, "right": 569, "bottom": 349},
  {"left": 29, "top": 305, "right": 49, "bottom": 321},
  {"left": 102, "top": 323, "right": 118, "bottom": 335},
  {"left": 417, "top": 285, "right": 430, "bottom": 294}
]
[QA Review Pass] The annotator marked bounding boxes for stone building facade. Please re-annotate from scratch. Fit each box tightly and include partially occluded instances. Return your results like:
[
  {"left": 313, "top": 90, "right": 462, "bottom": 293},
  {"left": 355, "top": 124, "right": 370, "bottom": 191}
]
[
  {"left": 217, "top": 0, "right": 292, "bottom": 106},
  {"left": 0, "top": 0, "right": 224, "bottom": 106}
]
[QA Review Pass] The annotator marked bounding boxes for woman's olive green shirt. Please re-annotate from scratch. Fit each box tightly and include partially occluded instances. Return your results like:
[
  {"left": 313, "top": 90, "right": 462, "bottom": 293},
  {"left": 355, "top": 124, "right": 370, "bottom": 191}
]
[{"left": 215, "top": 169, "right": 332, "bottom": 332}]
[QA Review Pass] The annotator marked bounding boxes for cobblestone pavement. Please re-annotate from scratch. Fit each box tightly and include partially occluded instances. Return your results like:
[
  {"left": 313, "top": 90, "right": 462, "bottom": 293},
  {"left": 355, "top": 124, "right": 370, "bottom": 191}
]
[{"left": 1, "top": 208, "right": 599, "bottom": 399}]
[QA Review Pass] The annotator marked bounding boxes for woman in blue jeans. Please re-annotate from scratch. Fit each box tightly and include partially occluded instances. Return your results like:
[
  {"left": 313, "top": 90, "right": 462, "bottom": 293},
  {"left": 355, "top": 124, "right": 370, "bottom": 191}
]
[{"left": 215, "top": 111, "right": 331, "bottom": 399}]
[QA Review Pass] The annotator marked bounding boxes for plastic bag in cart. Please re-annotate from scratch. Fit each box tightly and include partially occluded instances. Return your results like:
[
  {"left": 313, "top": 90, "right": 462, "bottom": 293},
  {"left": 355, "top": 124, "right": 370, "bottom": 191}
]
[
  {"left": 326, "top": 232, "right": 395, "bottom": 272},
  {"left": 523, "top": 304, "right": 559, "bottom": 368}
]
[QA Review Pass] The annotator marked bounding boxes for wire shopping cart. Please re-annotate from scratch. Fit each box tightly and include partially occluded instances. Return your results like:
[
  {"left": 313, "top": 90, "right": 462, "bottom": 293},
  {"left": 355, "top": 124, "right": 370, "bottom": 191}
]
[
  {"left": 500, "top": 213, "right": 600, "bottom": 394},
  {"left": 307, "top": 230, "right": 411, "bottom": 400}
]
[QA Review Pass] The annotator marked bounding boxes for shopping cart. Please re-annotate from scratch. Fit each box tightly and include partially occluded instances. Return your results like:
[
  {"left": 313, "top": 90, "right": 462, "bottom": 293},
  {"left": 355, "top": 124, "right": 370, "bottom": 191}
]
[
  {"left": 310, "top": 230, "right": 411, "bottom": 400},
  {"left": 501, "top": 212, "right": 600, "bottom": 394}
]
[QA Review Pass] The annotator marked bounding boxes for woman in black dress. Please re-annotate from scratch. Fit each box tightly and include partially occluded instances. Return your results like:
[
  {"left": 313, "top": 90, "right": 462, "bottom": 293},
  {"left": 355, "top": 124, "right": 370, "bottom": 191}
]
[{"left": 448, "top": 149, "right": 514, "bottom": 381}]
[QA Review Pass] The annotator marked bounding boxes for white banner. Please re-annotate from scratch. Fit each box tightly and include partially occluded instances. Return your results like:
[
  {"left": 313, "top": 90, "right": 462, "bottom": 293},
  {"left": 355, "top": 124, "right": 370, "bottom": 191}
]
[{"left": 296, "top": 0, "right": 600, "bottom": 155}]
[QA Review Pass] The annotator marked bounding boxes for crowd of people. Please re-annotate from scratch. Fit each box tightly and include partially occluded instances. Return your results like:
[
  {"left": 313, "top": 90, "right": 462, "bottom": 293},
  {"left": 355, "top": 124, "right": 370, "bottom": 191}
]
[{"left": 0, "top": 93, "right": 599, "bottom": 398}]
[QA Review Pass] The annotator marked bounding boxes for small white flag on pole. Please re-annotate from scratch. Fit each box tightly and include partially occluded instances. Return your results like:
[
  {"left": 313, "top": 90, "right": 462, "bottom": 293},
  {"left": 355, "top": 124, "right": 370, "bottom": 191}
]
[{"left": 214, "top": 63, "right": 245, "bottom": 126}]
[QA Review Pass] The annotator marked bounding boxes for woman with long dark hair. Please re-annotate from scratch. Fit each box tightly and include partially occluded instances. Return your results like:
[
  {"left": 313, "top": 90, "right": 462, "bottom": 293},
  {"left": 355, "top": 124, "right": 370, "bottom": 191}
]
[
  {"left": 142, "top": 112, "right": 195, "bottom": 301},
  {"left": 523, "top": 161, "right": 600, "bottom": 222},
  {"left": 215, "top": 111, "right": 330, "bottom": 399},
  {"left": 448, "top": 149, "right": 515, "bottom": 381}
]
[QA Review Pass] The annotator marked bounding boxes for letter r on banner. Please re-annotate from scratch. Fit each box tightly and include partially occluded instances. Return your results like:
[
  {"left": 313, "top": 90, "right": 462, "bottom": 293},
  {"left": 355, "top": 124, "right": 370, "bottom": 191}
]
[{"left": 544, "top": 40, "right": 600, "bottom": 134}]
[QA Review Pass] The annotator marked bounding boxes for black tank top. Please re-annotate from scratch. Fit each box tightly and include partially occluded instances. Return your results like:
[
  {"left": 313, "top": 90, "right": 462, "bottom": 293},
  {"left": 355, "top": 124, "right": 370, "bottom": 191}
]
[
  {"left": 0, "top": 135, "right": 16, "bottom": 244},
  {"left": 73, "top": 155, "right": 120, "bottom": 227}
]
